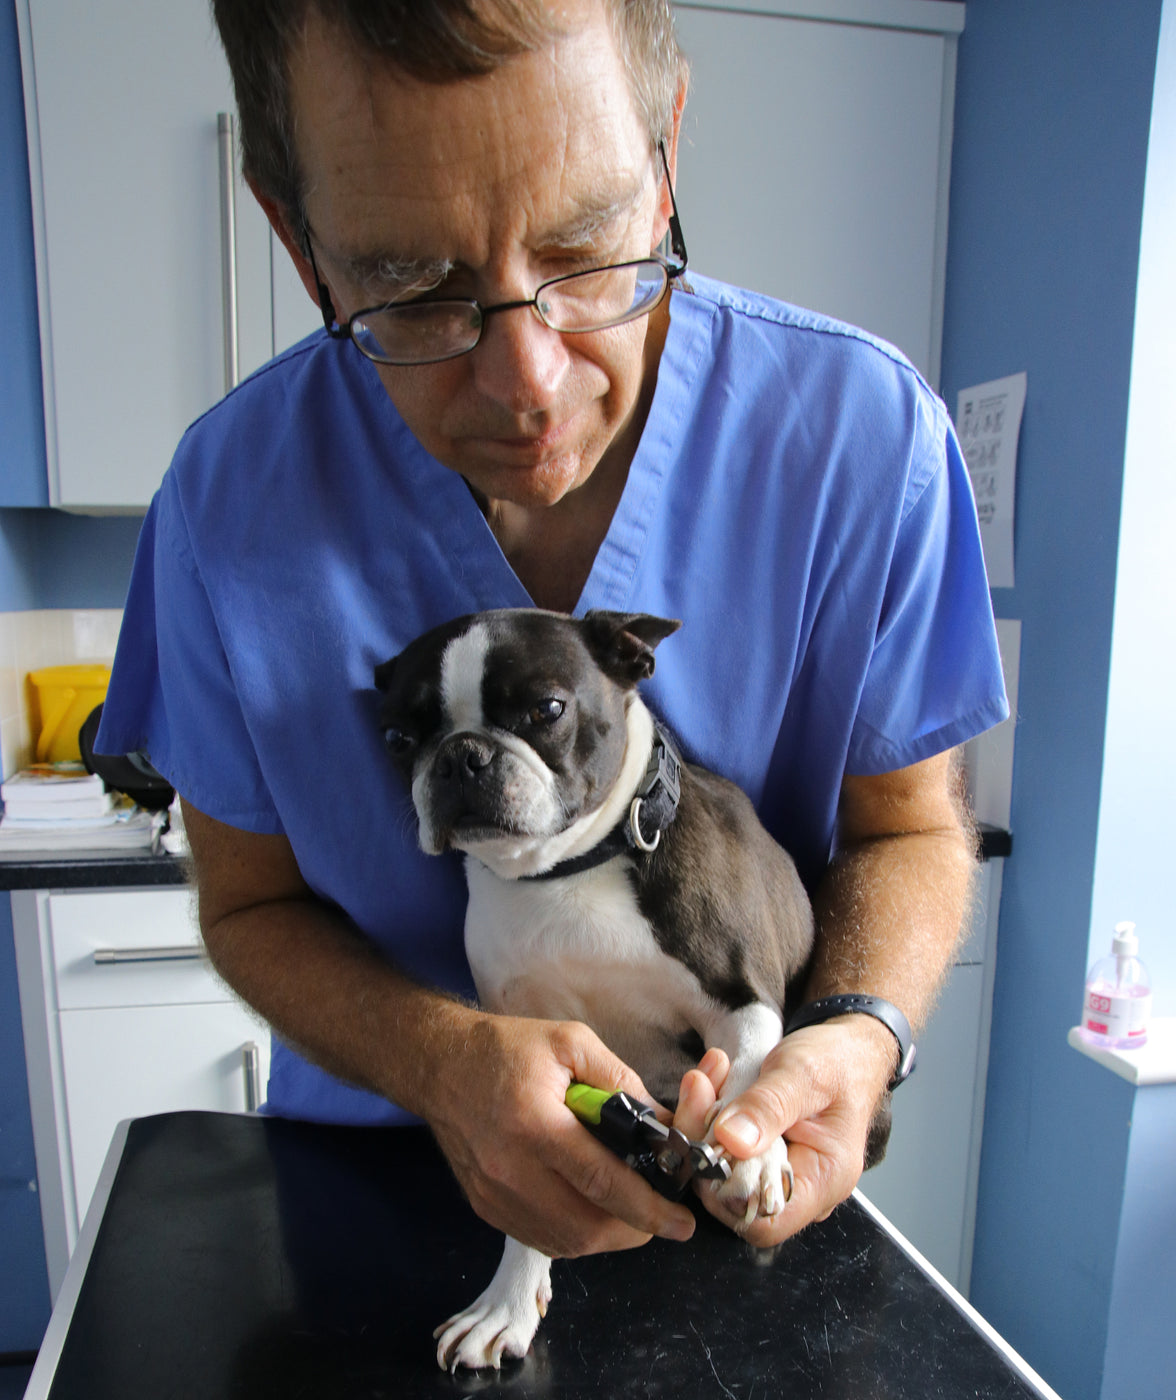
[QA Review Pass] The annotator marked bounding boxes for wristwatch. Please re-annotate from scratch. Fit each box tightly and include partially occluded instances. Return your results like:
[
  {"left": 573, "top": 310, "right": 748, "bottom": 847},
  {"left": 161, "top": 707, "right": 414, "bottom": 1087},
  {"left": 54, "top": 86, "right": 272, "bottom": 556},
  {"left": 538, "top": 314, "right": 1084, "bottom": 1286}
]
[{"left": 783, "top": 994, "right": 917, "bottom": 1090}]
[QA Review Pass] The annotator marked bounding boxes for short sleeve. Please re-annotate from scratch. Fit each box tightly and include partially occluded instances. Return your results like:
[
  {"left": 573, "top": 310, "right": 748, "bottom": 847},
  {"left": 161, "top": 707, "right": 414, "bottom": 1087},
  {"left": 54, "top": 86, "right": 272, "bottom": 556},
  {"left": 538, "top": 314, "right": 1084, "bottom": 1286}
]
[
  {"left": 95, "top": 477, "right": 283, "bottom": 832},
  {"left": 845, "top": 402, "right": 1009, "bottom": 775}
]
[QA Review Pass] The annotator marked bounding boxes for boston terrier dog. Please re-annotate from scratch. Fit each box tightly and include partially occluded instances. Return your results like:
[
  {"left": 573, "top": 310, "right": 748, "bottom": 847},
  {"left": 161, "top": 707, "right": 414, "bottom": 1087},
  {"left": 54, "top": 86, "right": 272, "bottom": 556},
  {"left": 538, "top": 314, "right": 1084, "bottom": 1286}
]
[{"left": 374, "top": 609, "right": 814, "bottom": 1371}]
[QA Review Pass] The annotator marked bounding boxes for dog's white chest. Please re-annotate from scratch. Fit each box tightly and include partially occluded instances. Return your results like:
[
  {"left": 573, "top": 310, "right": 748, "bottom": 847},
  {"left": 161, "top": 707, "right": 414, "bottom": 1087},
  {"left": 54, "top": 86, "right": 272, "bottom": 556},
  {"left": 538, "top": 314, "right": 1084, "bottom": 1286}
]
[{"left": 463, "top": 858, "right": 705, "bottom": 1083}]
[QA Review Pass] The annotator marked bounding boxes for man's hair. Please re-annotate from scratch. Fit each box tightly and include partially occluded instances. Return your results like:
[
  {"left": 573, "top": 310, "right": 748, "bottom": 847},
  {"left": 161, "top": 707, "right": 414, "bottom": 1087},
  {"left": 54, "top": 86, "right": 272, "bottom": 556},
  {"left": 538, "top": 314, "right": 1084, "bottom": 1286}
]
[{"left": 210, "top": 0, "right": 687, "bottom": 238}]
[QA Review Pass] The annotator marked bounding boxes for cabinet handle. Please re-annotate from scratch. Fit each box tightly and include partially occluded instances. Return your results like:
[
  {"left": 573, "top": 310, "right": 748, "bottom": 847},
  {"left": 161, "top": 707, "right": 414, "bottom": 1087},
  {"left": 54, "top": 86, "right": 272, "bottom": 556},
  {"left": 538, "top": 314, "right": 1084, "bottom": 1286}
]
[
  {"left": 218, "top": 112, "right": 239, "bottom": 394},
  {"left": 92, "top": 945, "right": 207, "bottom": 965},
  {"left": 242, "top": 1041, "right": 262, "bottom": 1112}
]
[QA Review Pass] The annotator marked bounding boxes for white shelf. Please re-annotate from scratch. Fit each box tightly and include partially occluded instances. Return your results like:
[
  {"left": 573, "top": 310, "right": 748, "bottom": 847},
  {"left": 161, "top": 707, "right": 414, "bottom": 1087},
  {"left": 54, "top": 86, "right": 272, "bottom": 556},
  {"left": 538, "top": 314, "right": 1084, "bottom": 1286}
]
[{"left": 1067, "top": 1017, "right": 1176, "bottom": 1085}]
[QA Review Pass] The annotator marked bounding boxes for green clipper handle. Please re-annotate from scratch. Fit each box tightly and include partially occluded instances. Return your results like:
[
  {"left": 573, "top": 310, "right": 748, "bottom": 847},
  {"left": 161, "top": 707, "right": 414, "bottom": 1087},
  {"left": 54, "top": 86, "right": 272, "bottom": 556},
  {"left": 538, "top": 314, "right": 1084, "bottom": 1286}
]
[{"left": 565, "top": 1082, "right": 614, "bottom": 1126}]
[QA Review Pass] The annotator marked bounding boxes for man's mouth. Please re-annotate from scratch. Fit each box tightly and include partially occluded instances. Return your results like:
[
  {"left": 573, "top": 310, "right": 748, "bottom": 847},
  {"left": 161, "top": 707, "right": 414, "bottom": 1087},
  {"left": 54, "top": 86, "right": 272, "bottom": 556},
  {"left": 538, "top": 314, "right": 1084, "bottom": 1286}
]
[{"left": 482, "top": 415, "right": 578, "bottom": 461}]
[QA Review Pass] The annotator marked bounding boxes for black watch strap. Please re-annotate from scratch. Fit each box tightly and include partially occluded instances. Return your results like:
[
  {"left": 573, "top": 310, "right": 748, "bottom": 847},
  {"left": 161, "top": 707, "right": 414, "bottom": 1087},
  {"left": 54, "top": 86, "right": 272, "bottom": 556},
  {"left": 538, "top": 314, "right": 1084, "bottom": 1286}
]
[{"left": 783, "top": 994, "right": 917, "bottom": 1090}]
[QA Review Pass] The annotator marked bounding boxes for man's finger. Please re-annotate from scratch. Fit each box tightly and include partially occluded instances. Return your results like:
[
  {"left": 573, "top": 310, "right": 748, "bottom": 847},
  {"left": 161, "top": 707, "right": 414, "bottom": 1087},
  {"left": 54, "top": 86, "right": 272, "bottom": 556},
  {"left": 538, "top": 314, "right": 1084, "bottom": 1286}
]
[
  {"left": 711, "top": 1076, "right": 799, "bottom": 1159},
  {"left": 708, "top": 1027, "right": 849, "bottom": 1159},
  {"left": 674, "top": 1066, "right": 720, "bottom": 1142},
  {"left": 555, "top": 1115, "right": 696, "bottom": 1246},
  {"left": 717, "top": 1138, "right": 853, "bottom": 1248}
]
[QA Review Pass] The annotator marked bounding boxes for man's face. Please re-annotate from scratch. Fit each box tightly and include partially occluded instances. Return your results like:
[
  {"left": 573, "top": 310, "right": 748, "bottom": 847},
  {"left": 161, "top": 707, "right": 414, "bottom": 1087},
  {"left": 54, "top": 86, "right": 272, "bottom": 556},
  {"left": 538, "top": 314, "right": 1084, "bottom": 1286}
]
[{"left": 286, "top": 2, "right": 675, "bottom": 511}]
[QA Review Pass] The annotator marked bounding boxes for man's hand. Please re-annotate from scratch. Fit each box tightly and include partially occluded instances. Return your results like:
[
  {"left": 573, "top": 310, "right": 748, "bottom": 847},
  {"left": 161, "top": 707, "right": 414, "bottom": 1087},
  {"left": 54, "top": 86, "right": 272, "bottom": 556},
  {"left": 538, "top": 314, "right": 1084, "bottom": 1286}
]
[
  {"left": 424, "top": 1011, "right": 698, "bottom": 1258},
  {"left": 674, "top": 749, "right": 976, "bottom": 1248},
  {"left": 675, "top": 1020, "right": 896, "bottom": 1246}
]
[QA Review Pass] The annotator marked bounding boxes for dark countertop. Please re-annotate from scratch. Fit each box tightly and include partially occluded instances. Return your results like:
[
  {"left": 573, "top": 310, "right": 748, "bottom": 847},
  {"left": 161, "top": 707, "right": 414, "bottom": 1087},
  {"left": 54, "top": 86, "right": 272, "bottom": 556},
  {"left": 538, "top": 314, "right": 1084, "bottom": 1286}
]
[
  {"left": 0, "top": 848, "right": 188, "bottom": 890},
  {"left": 0, "top": 828, "right": 1011, "bottom": 893},
  {"left": 27, "top": 1111, "right": 1054, "bottom": 1400}
]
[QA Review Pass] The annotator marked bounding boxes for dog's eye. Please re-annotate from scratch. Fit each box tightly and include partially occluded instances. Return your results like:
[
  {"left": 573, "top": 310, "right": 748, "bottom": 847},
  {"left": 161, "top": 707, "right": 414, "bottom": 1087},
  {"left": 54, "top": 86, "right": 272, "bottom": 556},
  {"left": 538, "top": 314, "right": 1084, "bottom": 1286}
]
[
  {"left": 528, "top": 699, "right": 565, "bottom": 726},
  {"left": 383, "top": 726, "right": 415, "bottom": 755}
]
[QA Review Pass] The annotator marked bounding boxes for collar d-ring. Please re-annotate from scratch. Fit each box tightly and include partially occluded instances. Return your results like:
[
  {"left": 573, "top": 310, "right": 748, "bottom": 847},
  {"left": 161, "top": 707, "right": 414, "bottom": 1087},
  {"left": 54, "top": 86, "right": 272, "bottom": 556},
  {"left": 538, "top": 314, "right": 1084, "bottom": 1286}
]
[{"left": 629, "top": 795, "right": 662, "bottom": 852}]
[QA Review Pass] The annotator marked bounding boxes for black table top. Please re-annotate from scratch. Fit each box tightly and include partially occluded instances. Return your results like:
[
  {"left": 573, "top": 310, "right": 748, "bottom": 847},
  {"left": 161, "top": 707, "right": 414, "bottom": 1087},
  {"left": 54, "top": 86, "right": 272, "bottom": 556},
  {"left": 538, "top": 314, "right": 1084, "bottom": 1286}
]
[{"left": 28, "top": 1111, "right": 1053, "bottom": 1400}]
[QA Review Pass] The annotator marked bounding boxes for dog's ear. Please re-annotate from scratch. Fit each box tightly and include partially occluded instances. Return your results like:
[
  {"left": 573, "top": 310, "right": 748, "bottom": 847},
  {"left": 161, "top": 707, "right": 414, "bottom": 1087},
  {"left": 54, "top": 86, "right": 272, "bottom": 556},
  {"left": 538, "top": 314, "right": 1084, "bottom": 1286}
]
[
  {"left": 580, "top": 611, "right": 682, "bottom": 685},
  {"left": 373, "top": 657, "right": 396, "bottom": 693}
]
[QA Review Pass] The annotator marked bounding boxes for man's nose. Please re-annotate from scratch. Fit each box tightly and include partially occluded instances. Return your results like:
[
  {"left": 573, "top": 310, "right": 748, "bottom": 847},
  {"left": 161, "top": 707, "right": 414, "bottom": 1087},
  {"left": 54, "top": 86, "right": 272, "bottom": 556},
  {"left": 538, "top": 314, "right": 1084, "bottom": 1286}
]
[{"left": 471, "top": 302, "right": 570, "bottom": 413}]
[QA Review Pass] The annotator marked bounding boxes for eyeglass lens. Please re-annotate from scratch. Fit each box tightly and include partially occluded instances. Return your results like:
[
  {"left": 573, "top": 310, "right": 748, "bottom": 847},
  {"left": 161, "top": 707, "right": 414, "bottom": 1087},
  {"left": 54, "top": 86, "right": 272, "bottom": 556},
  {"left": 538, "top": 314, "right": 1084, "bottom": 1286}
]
[{"left": 350, "top": 259, "right": 670, "bottom": 366}]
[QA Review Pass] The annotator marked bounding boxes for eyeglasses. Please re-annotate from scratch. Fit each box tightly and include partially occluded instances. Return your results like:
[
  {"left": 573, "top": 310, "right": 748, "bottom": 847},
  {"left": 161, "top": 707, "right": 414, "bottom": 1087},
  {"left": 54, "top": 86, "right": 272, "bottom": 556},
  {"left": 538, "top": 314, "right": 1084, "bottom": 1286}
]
[{"left": 304, "top": 143, "right": 688, "bottom": 367}]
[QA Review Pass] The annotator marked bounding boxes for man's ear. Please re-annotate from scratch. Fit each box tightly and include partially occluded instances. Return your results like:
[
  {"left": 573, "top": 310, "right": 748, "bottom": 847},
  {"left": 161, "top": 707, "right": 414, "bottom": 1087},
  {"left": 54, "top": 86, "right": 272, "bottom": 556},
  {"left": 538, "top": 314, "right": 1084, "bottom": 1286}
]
[
  {"left": 581, "top": 611, "right": 682, "bottom": 686},
  {"left": 247, "top": 175, "right": 324, "bottom": 310},
  {"left": 665, "top": 75, "right": 687, "bottom": 180},
  {"left": 652, "top": 77, "right": 688, "bottom": 249}
]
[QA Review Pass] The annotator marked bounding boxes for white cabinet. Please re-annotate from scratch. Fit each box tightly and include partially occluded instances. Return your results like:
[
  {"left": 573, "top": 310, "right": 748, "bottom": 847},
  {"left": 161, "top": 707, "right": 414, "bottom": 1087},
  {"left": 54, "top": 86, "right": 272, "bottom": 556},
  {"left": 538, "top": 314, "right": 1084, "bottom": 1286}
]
[
  {"left": 12, "top": 887, "right": 270, "bottom": 1299},
  {"left": 672, "top": 0, "right": 964, "bottom": 384},
  {"left": 17, "top": 0, "right": 961, "bottom": 506},
  {"left": 15, "top": 0, "right": 320, "bottom": 509}
]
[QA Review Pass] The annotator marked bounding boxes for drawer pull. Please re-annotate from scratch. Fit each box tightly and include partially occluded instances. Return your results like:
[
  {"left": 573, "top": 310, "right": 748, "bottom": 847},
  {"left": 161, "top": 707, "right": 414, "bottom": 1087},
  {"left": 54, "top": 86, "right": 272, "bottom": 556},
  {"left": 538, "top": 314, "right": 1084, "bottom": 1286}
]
[
  {"left": 92, "top": 945, "right": 207, "bottom": 965},
  {"left": 242, "top": 1041, "right": 262, "bottom": 1112}
]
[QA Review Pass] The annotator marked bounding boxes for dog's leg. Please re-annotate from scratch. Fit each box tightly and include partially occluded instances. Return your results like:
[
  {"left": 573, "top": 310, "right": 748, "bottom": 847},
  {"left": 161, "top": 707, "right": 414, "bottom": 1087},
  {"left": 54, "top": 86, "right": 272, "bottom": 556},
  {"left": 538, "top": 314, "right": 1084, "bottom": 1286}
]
[
  {"left": 698, "top": 1003, "right": 794, "bottom": 1231},
  {"left": 434, "top": 1236, "right": 553, "bottom": 1371}
]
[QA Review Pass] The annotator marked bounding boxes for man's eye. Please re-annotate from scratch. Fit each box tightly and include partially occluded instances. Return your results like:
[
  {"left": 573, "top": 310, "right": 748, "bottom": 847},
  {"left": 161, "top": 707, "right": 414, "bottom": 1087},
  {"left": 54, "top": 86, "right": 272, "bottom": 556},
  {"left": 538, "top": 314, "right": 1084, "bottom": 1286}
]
[
  {"left": 528, "top": 699, "right": 565, "bottom": 726},
  {"left": 383, "top": 726, "right": 416, "bottom": 755}
]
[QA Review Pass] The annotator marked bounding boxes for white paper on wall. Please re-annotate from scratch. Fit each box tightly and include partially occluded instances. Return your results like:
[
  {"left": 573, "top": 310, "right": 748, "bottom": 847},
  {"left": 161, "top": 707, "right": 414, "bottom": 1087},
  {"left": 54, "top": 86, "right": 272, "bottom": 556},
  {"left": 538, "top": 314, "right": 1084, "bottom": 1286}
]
[{"left": 955, "top": 372, "right": 1026, "bottom": 589}]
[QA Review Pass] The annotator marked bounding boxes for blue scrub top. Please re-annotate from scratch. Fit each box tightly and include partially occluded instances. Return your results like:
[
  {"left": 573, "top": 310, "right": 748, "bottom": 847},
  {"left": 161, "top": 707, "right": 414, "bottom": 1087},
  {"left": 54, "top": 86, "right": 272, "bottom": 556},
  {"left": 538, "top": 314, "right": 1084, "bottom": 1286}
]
[{"left": 98, "top": 274, "right": 1007, "bottom": 1124}]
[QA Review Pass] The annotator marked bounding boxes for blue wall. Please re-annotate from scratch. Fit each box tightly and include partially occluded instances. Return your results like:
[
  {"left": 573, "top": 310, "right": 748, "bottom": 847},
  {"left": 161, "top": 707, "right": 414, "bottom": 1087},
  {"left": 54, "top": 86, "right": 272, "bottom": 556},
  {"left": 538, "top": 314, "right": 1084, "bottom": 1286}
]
[
  {"left": 0, "top": 0, "right": 45, "bottom": 514},
  {"left": 939, "top": 3, "right": 1165, "bottom": 1398},
  {"left": 0, "top": 511, "right": 142, "bottom": 610}
]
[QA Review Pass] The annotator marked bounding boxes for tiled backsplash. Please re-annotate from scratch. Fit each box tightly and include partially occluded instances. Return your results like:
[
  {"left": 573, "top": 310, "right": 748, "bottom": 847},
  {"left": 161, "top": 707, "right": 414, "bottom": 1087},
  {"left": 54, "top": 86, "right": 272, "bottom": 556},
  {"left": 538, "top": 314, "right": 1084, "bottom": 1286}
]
[{"left": 0, "top": 609, "right": 123, "bottom": 779}]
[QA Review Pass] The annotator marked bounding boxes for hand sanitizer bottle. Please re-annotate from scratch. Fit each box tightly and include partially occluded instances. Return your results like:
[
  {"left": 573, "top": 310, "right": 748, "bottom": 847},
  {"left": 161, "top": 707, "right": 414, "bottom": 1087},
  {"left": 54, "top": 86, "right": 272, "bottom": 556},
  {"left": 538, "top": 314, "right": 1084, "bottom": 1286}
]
[{"left": 1081, "top": 921, "right": 1152, "bottom": 1049}]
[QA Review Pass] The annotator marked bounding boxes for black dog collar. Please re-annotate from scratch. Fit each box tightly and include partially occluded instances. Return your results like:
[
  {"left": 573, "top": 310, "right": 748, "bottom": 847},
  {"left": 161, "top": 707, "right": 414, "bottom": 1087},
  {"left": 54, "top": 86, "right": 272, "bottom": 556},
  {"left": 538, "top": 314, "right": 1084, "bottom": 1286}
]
[
  {"left": 784, "top": 994, "right": 917, "bottom": 1091},
  {"left": 524, "top": 722, "right": 682, "bottom": 881}
]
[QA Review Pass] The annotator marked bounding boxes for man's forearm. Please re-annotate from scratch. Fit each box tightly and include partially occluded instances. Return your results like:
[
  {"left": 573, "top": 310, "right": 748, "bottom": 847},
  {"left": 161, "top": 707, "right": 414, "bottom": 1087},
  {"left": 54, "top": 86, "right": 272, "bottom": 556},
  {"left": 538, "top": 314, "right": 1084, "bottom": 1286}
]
[
  {"left": 201, "top": 891, "right": 479, "bottom": 1117},
  {"left": 182, "top": 797, "right": 479, "bottom": 1119},
  {"left": 807, "top": 747, "right": 978, "bottom": 1031},
  {"left": 806, "top": 823, "right": 978, "bottom": 1036}
]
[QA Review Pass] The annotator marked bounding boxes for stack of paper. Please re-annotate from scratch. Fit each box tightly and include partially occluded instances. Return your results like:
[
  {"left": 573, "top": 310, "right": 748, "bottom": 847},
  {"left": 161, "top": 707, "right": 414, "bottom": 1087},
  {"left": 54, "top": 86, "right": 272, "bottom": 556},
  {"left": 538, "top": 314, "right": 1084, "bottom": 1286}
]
[{"left": 0, "top": 763, "right": 162, "bottom": 853}]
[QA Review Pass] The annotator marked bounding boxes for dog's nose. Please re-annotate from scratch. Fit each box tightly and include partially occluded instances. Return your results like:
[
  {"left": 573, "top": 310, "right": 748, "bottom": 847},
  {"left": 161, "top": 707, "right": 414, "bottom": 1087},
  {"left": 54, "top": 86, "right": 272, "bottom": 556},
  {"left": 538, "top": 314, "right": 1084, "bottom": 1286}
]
[{"left": 435, "top": 733, "right": 495, "bottom": 783}]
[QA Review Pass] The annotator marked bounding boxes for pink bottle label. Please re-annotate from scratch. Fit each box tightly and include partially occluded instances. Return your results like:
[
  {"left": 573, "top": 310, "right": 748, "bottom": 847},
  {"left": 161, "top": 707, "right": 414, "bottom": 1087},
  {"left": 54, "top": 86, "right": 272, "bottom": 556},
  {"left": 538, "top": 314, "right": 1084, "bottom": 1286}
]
[{"left": 1082, "top": 987, "right": 1151, "bottom": 1040}]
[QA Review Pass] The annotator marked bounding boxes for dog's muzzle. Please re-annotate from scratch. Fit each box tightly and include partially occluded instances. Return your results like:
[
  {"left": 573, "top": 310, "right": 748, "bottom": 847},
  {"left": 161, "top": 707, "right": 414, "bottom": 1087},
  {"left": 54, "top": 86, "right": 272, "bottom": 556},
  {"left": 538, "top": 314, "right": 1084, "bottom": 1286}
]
[
  {"left": 415, "top": 728, "right": 564, "bottom": 855},
  {"left": 435, "top": 731, "right": 496, "bottom": 787},
  {"left": 427, "top": 731, "right": 502, "bottom": 824}
]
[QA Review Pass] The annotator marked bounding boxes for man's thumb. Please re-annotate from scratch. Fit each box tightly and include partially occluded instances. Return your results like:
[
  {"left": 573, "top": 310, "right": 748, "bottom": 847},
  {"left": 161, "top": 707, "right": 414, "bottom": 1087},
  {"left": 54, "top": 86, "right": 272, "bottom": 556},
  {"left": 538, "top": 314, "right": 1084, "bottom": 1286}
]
[{"left": 711, "top": 1078, "right": 798, "bottom": 1158}]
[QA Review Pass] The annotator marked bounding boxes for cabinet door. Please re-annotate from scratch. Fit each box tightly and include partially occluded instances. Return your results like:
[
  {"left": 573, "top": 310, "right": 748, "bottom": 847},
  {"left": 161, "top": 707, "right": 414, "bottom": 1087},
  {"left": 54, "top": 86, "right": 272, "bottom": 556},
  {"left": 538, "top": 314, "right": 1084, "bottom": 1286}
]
[
  {"left": 47, "top": 887, "right": 225, "bottom": 1010},
  {"left": 57, "top": 1000, "right": 270, "bottom": 1234},
  {"left": 672, "top": 3, "right": 959, "bottom": 383},
  {"left": 19, "top": 0, "right": 274, "bottom": 508}
]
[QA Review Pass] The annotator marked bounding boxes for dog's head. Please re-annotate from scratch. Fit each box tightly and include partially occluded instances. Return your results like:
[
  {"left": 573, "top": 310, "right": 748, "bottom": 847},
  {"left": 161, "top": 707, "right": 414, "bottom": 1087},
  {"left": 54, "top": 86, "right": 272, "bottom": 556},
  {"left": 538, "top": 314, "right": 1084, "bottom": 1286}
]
[{"left": 374, "top": 609, "right": 680, "bottom": 873}]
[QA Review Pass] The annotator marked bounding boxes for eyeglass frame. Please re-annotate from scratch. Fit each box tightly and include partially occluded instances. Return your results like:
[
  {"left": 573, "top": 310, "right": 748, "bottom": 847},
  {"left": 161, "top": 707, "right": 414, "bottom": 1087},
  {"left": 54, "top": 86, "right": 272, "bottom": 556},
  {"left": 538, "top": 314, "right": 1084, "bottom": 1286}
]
[{"left": 302, "top": 142, "right": 688, "bottom": 367}]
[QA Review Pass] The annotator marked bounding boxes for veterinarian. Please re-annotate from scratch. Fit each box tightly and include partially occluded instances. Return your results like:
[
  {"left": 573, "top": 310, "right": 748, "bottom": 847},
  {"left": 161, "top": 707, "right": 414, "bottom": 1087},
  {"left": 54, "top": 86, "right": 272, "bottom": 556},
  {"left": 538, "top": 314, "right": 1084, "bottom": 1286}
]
[{"left": 98, "top": 0, "right": 1008, "bottom": 1260}]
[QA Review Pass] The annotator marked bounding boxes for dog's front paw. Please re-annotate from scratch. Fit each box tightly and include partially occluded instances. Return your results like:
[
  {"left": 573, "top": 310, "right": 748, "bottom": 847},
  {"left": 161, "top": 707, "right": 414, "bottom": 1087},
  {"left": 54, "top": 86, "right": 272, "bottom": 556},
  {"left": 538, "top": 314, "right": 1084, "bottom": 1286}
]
[
  {"left": 712, "top": 1136, "right": 794, "bottom": 1232},
  {"left": 434, "top": 1239, "right": 552, "bottom": 1371}
]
